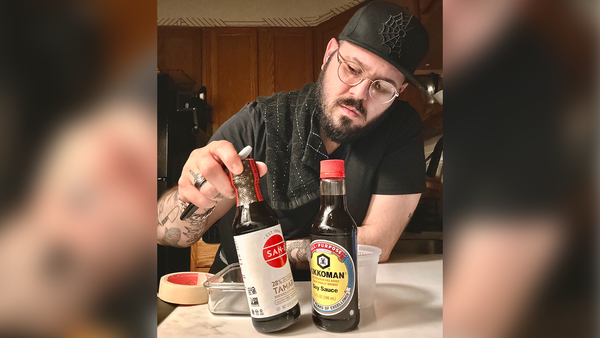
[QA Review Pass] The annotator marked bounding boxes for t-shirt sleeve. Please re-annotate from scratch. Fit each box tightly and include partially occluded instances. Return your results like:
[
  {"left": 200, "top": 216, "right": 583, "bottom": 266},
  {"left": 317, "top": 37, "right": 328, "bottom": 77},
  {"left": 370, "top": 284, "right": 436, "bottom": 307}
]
[
  {"left": 209, "top": 101, "right": 263, "bottom": 154},
  {"left": 372, "top": 102, "right": 427, "bottom": 195}
]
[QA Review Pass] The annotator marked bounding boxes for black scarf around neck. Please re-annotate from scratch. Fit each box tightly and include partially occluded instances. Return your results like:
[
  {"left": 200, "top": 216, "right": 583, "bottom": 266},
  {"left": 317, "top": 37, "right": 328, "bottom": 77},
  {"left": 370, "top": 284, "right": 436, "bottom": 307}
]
[{"left": 256, "top": 83, "right": 329, "bottom": 210}]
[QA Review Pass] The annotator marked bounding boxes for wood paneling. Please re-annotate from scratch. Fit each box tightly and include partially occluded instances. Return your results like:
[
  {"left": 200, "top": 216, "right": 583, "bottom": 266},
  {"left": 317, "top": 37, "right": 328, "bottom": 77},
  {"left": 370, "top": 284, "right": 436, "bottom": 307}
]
[
  {"left": 258, "top": 28, "right": 314, "bottom": 96},
  {"left": 416, "top": 0, "right": 443, "bottom": 72},
  {"left": 204, "top": 28, "right": 258, "bottom": 131},
  {"left": 157, "top": 27, "right": 203, "bottom": 91},
  {"left": 313, "top": 8, "right": 360, "bottom": 80},
  {"left": 190, "top": 240, "right": 220, "bottom": 272}
]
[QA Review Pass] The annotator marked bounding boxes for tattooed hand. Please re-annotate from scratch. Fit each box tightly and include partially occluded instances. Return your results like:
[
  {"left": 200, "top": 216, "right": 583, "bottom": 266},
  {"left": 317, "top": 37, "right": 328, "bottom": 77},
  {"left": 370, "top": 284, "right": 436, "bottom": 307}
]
[
  {"left": 286, "top": 238, "right": 310, "bottom": 270},
  {"left": 178, "top": 140, "right": 267, "bottom": 213}
]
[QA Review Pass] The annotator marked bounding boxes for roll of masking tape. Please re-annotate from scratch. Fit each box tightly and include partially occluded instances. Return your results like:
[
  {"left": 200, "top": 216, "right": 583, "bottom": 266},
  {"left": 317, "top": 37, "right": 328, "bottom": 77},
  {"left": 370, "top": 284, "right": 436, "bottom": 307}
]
[{"left": 158, "top": 272, "right": 213, "bottom": 305}]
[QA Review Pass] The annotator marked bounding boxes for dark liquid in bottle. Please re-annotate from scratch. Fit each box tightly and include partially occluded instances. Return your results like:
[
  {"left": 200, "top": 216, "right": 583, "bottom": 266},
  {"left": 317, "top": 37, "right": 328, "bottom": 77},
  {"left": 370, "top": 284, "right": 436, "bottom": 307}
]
[
  {"left": 231, "top": 159, "right": 300, "bottom": 333},
  {"left": 310, "top": 160, "right": 360, "bottom": 333}
]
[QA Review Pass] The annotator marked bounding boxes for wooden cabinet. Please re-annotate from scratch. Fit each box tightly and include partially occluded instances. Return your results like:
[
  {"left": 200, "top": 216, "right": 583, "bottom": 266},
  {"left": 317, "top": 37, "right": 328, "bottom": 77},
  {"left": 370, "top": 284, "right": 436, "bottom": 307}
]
[
  {"left": 258, "top": 28, "right": 314, "bottom": 96},
  {"left": 203, "top": 28, "right": 259, "bottom": 131},
  {"left": 157, "top": 27, "right": 203, "bottom": 92},
  {"left": 414, "top": 0, "right": 443, "bottom": 72},
  {"left": 190, "top": 240, "right": 220, "bottom": 272},
  {"left": 159, "top": 26, "right": 315, "bottom": 131},
  {"left": 313, "top": 8, "right": 360, "bottom": 80}
]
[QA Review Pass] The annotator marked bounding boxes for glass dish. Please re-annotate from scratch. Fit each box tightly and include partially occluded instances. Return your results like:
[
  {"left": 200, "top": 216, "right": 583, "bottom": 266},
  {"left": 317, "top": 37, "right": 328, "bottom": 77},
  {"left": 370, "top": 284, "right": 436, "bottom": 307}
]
[{"left": 203, "top": 263, "right": 250, "bottom": 315}]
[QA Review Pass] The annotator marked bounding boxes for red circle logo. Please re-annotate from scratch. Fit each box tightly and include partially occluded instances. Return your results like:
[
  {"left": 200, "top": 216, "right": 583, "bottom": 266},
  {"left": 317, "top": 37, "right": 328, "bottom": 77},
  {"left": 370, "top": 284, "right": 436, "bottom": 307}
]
[{"left": 262, "top": 234, "right": 287, "bottom": 268}]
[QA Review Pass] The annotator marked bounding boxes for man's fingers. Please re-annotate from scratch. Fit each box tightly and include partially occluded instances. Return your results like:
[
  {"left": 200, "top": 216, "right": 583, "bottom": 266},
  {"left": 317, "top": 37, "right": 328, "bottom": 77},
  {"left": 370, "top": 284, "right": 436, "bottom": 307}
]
[
  {"left": 199, "top": 181, "right": 230, "bottom": 201},
  {"left": 180, "top": 142, "right": 261, "bottom": 206},
  {"left": 255, "top": 161, "right": 268, "bottom": 177},
  {"left": 209, "top": 141, "right": 243, "bottom": 175},
  {"left": 196, "top": 155, "right": 236, "bottom": 199},
  {"left": 178, "top": 185, "right": 217, "bottom": 209}
]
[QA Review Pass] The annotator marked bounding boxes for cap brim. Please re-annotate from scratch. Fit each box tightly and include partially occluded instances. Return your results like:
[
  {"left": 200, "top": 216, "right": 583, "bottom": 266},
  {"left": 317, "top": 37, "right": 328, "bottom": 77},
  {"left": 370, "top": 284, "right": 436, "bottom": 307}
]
[{"left": 402, "top": 71, "right": 426, "bottom": 92}]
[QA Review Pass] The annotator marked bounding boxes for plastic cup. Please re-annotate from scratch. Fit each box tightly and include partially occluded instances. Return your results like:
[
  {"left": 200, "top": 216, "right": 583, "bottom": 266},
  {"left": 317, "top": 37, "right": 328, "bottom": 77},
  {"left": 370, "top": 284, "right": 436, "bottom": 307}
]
[{"left": 357, "top": 244, "right": 382, "bottom": 308}]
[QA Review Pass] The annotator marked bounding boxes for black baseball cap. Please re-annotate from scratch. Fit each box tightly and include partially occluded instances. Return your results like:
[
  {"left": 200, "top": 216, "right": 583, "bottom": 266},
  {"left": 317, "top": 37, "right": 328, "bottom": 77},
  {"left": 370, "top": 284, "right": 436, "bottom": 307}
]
[{"left": 339, "top": 1, "right": 430, "bottom": 88}]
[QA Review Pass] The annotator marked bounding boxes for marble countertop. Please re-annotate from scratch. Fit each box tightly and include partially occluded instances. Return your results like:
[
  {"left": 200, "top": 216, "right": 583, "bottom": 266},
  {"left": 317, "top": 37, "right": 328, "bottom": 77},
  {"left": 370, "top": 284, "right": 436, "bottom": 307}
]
[{"left": 158, "top": 253, "right": 443, "bottom": 337}]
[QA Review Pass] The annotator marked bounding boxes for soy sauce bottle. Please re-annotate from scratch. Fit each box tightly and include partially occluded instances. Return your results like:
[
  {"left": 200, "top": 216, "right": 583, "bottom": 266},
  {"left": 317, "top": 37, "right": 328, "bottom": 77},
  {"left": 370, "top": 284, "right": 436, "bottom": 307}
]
[
  {"left": 230, "top": 159, "right": 300, "bottom": 333},
  {"left": 310, "top": 159, "right": 360, "bottom": 331}
]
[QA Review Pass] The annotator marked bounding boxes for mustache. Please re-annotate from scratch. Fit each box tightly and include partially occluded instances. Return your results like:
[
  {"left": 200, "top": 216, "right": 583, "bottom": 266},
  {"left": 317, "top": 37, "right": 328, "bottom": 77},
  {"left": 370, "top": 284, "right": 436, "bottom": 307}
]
[{"left": 333, "top": 97, "right": 367, "bottom": 118}]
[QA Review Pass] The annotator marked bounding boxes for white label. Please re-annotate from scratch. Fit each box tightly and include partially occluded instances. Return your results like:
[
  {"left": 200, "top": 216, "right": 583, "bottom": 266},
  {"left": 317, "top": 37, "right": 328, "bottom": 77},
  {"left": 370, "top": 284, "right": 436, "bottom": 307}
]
[{"left": 234, "top": 225, "right": 298, "bottom": 318}]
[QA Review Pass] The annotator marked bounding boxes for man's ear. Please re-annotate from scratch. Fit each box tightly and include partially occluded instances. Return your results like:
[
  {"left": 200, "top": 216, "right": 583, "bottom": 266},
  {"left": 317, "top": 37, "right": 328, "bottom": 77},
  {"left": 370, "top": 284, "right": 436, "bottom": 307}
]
[
  {"left": 322, "top": 38, "right": 340, "bottom": 70},
  {"left": 399, "top": 82, "right": 409, "bottom": 94}
]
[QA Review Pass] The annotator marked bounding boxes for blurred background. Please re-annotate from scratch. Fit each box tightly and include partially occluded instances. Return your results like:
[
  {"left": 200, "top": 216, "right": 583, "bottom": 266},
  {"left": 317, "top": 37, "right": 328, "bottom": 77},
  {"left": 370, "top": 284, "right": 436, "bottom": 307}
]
[
  {"left": 444, "top": 0, "right": 598, "bottom": 337},
  {"left": 0, "top": 0, "right": 157, "bottom": 337}
]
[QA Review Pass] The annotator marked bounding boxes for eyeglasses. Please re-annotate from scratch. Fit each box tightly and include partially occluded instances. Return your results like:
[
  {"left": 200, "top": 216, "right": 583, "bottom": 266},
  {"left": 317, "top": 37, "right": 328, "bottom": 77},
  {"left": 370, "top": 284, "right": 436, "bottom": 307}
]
[{"left": 336, "top": 51, "right": 400, "bottom": 104}]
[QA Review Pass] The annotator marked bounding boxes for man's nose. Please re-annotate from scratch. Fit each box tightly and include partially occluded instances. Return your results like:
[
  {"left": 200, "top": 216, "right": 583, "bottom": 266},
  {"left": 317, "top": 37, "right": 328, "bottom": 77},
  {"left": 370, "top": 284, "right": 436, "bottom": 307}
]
[{"left": 348, "top": 80, "right": 370, "bottom": 101}]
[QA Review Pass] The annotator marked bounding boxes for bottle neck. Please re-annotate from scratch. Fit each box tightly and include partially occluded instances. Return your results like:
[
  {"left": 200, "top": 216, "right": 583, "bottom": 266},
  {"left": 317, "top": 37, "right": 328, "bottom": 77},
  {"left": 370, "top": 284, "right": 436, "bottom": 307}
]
[
  {"left": 231, "top": 159, "right": 263, "bottom": 207},
  {"left": 235, "top": 185, "right": 261, "bottom": 207},
  {"left": 320, "top": 178, "right": 347, "bottom": 209}
]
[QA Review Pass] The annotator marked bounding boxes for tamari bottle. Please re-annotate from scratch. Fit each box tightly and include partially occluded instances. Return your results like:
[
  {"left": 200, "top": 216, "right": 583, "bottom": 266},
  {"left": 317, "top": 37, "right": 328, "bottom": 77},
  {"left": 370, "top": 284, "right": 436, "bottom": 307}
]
[
  {"left": 310, "top": 159, "right": 360, "bottom": 331},
  {"left": 230, "top": 158, "right": 300, "bottom": 333}
]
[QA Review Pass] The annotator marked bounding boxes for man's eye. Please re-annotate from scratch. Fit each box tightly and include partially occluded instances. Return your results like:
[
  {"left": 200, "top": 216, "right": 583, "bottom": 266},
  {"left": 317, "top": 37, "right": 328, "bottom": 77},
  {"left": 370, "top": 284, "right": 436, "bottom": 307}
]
[{"left": 347, "top": 65, "right": 359, "bottom": 75}]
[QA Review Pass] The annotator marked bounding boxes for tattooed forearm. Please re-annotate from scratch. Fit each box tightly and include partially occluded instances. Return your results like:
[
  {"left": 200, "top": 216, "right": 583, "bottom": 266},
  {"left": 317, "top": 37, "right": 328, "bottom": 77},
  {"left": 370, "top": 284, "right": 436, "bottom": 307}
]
[
  {"left": 157, "top": 187, "right": 212, "bottom": 247},
  {"left": 158, "top": 227, "right": 185, "bottom": 248},
  {"left": 158, "top": 205, "right": 179, "bottom": 227},
  {"left": 157, "top": 187, "right": 180, "bottom": 227},
  {"left": 286, "top": 238, "right": 310, "bottom": 270},
  {"left": 183, "top": 215, "right": 210, "bottom": 245}
]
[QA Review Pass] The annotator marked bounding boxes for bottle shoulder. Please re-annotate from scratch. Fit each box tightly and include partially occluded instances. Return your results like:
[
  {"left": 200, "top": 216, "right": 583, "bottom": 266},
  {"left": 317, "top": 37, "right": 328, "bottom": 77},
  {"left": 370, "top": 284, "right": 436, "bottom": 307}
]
[
  {"left": 233, "top": 201, "right": 279, "bottom": 236},
  {"left": 311, "top": 205, "right": 357, "bottom": 235}
]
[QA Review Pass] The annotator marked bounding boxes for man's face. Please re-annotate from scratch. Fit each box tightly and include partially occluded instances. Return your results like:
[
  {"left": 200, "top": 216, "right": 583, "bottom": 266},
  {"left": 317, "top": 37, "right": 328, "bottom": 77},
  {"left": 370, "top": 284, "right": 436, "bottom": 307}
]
[{"left": 317, "top": 40, "right": 408, "bottom": 143}]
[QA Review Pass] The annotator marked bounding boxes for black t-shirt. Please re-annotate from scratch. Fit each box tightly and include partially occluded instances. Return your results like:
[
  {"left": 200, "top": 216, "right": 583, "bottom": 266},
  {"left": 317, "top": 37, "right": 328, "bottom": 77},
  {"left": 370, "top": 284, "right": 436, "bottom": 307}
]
[{"left": 208, "top": 88, "right": 425, "bottom": 277}]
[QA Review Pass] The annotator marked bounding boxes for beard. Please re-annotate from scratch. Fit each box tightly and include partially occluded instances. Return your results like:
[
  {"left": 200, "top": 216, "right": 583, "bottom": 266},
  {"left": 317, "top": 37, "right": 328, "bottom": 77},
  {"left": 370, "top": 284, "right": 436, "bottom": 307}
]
[{"left": 315, "top": 58, "right": 390, "bottom": 144}]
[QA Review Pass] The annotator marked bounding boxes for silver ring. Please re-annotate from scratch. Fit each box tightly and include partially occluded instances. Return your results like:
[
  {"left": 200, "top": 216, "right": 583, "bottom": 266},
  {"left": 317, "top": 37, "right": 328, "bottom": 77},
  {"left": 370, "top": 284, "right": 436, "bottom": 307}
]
[{"left": 189, "top": 170, "right": 207, "bottom": 190}]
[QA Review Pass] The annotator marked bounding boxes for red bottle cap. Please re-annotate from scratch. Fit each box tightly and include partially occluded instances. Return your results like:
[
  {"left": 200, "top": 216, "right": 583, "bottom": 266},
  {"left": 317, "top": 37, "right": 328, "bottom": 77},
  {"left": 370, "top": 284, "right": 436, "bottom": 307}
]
[{"left": 320, "top": 159, "right": 345, "bottom": 179}]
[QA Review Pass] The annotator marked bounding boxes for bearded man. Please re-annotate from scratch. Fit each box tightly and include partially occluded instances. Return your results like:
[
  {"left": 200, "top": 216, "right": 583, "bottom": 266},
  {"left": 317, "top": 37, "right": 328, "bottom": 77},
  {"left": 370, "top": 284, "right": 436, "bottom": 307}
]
[{"left": 157, "top": 1, "right": 430, "bottom": 279}]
